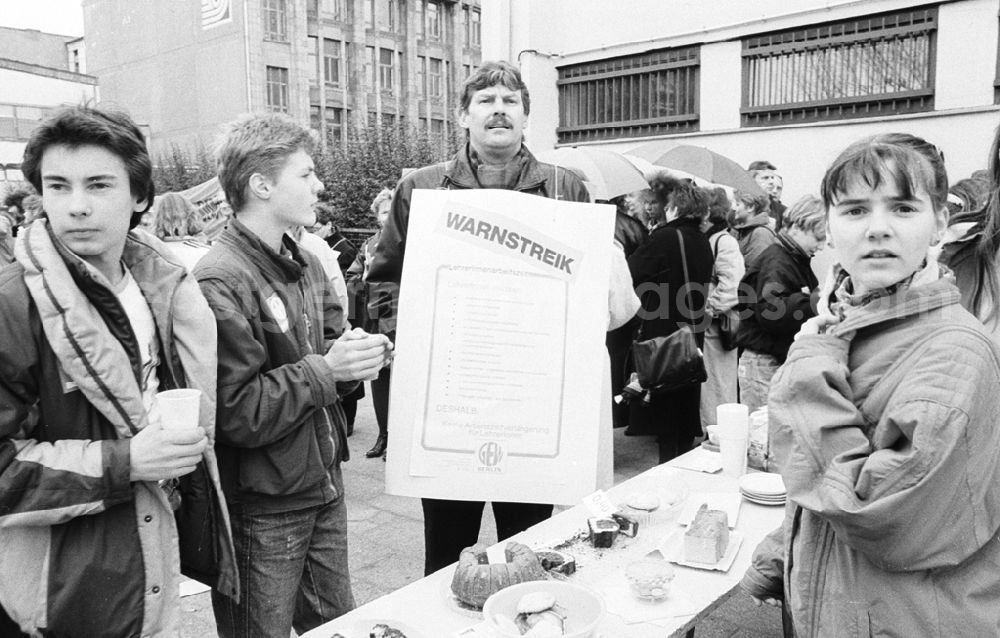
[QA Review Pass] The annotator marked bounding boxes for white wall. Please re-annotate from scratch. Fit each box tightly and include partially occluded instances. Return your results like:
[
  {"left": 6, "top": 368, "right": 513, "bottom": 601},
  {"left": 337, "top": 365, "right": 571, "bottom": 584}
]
[
  {"left": 482, "top": 0, "right": 1000, "bottom": 200},
  {"left": 0, "top": 68, "right": 97, "bottom": 105}
]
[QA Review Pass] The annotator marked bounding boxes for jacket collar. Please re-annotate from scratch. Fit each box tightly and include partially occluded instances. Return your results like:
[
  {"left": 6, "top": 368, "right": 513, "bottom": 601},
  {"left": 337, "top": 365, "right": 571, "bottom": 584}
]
[
  {"left": 735, "top": 212, "right": 773, "bottom": 232},
  {"left": 443, "top": 142, "right": 549, "bottom": 192},
  {"left": 776, "top": 229, "right": 811, "bottom": 262},
  {"left": 826, "top": 263, "right": 961, "bottom": 337},
  {"left": 221, "top": 217, "right": 308, "bottom": 283}
]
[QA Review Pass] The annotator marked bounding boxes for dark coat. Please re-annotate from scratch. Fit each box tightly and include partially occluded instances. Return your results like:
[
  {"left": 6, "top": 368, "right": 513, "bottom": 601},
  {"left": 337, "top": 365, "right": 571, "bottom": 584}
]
[
  {"left": 628, "top": 217, "right": 714, "bottom": 343},
  {"left": 735, "top": 231, "right": 818, "bottom": 362},
  {"left": 195, "top": 218, "right": 350, "bottom": 512},
  {"left": 626, "top": 217, "right": 713, "bottom": 441},
  {"left": 614, "top": 211, "right": 648, "bottom": 258}
]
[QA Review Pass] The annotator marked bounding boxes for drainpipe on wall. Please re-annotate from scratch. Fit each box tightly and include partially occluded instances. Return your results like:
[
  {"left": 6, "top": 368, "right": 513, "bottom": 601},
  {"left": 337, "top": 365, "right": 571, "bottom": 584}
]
[{"left": 243, "top": 0, "right": 252, "bottom": 111}]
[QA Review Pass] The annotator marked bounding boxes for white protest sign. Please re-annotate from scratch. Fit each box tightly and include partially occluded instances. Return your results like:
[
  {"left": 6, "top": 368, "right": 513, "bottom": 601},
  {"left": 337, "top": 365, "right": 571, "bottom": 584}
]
[{"left": 385, "top": 188, "right": 615, "bottom": 505}]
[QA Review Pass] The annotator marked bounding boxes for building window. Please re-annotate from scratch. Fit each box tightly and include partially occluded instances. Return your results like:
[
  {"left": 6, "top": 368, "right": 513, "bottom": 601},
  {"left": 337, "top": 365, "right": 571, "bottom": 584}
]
[
  {"left": 378, "top": 0, "right": 399, "bottom": 32},
  {"left": 379, "top": 47, "right": 396, "bottom": 93},
  {"left": 429, "top": 57, "right": 443, "bottom": 98},
  {"left": 470, "top": 7, "right": 480, "bottom": 47},
  {"left": 742, "top": 6, "right": 937, "bottom": 126},
  {"left": 266, "top": 66, "right": 289, "bottom": 112},
  {"left": 324, "top": 39, "right": 342, "bottom": 86},
  {"left": 365, "top": 46, "right": 377, "bottom": 87},
  {"left": 364, "top": 0, "right": 375, "bottom": 28},
  {"left": 462, "top": 63, "right": 471, "bottom": 82},
  {"left": 326, "top": 106, "right": 344, "bottom": 143},
  {"left": 327, "top": 0, "right": 345, "bottom": 20},
  {"left": 263, "top": 0, "right": 288, "bottom": 42},
  {"left": 310, "top": 105, "right": 321, "bottom": 131},
  {"left": 557, "top": 45, "right": 700, "bottom": 143},
  {"left": 417, "top": 55, "right": 427, "bottom": 98},
  {"left": 308, "top": 36, "right": 319, "bottom": 87},
  {"left": 307, "top": 0, "right": 318, "bottom": 19},
  {"left": 425, "top": 1, "right": 441, "bottom": 40}
]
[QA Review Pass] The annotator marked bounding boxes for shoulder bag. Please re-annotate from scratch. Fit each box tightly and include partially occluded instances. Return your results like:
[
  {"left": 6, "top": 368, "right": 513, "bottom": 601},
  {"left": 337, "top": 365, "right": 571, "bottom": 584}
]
[{"left": 631, "top": 229, "right": 708, "bottom": 396}]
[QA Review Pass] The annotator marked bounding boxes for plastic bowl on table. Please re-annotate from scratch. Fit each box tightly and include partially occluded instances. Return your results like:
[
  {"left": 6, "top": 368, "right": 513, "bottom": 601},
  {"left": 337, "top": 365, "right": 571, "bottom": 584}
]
[
  {"left": 482, "top": 580, "right": 606, "bottom": 638},
  {"left": 624, "top": 558, "right": 675, "bottom": 600}
]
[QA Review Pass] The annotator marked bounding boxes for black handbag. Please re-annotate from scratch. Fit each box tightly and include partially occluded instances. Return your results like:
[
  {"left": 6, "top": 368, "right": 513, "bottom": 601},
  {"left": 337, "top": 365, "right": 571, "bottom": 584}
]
[
  {"left": 717, "top": 310, "right": 740, "bottom": 351},
  {"left": 631, "top": 229, "right": 707, "bottom": 395}
]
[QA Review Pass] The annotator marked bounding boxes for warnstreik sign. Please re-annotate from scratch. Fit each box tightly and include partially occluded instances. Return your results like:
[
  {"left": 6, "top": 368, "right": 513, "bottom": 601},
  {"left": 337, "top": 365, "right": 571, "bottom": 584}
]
[{"left": 385, "top": 189, "right": 615, "bottom": 505}]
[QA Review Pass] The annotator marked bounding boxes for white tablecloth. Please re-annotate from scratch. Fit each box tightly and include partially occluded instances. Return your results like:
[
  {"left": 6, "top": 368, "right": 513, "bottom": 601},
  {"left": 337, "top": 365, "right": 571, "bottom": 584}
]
[{"left": 302, "top": 450, "right": 784, "bottom": 638}]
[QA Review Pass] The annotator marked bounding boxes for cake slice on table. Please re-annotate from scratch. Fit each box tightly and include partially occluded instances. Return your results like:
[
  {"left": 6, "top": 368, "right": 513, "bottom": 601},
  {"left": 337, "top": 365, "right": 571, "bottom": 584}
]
[{"left": 683, "top": 504, "right": 729, "bottom": 564}]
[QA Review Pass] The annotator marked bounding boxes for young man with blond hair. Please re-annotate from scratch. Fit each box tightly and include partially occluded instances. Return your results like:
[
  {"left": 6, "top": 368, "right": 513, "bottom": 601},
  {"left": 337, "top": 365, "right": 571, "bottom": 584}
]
[{"left": 195, "top": 113, "right": 392, "bottom": 637}]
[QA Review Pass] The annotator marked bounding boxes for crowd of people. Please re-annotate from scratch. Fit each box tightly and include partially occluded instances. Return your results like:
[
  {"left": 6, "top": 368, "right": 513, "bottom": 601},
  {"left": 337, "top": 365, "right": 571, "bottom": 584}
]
[{"left": 3, "top": 56, "right": 1000, "bottom": 638}]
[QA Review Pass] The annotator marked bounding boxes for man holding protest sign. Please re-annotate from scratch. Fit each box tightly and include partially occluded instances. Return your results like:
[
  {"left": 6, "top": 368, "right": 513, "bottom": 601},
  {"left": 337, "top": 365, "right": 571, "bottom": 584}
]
[{"left": 367, "top": 61, "right": 626, "bottom": 574}]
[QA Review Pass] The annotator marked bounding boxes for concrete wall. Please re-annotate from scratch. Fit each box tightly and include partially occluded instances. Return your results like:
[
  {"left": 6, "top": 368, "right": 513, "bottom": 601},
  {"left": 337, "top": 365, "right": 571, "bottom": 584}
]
[
  {"left": 83, "top": 0, "right": 248, "bottom": 151},
  {"left": 0, "top": 26, "right": 75, "bottom": 70},
  {"left": 484, "top": 0, "right": 1000, "bottom": 203}
]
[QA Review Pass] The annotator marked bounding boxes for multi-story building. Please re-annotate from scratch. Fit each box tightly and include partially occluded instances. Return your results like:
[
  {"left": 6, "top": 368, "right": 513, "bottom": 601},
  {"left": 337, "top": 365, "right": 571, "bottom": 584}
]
[
  {"left": 484, "top": 0, "right": 1000, "bottom": 205},
  {"left": 0, "top": 26, "right": 96, "bottom": 187},
  {"left": 82, "top": 0, "right": 482, "bottom": 152}
]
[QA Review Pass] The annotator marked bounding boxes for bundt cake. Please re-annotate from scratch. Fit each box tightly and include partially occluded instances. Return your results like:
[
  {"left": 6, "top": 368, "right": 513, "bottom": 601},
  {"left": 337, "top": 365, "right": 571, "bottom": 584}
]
[{"left": 450, "top": 541, "right": 547, "bottom": 608}]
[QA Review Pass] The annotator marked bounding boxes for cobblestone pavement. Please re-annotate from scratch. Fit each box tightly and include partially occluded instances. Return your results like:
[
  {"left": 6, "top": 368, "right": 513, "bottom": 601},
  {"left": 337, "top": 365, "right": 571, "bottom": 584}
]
[{"left": 179, "top": 392, "right": 783, "bottom": 637}]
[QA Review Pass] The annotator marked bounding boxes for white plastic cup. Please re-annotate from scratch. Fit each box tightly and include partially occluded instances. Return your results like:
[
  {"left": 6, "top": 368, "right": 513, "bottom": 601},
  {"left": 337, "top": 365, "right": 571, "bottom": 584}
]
[
  {"left": 716, "top": 403, "right": 749, "bottom": 429},
  {"left": 156, "top": 388, "right": 202, "bottom": 430},
  {"left": 718, "top": 429, "right": 748, "bottom": 477}
]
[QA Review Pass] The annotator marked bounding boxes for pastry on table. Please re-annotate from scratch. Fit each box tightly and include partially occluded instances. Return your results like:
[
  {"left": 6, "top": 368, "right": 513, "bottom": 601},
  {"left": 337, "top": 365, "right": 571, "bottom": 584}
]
[{"left": 451, "top": 541, "right": 547, "bottom": 609}]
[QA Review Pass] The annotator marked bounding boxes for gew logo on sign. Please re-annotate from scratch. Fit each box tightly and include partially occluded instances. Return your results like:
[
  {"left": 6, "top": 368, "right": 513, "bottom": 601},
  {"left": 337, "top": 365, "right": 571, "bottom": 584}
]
[{"left": 477, "top": 441, "right": 505, "bottom": 473}]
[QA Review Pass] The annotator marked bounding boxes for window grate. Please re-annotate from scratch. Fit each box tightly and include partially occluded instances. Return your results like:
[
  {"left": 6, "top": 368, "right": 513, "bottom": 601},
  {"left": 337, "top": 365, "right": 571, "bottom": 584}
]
[
  {"left": 557, "top": 46, "right": 700, "bottom": 143},
  {"left": 741, "top": 6, "right": 937, "bottom": 126}
]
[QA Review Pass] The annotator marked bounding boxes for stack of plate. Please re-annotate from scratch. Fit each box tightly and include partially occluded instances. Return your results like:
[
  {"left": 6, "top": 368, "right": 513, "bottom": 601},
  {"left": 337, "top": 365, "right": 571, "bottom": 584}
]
[{"left": 738, "top": 472, "right": 786, "bottom": 506}]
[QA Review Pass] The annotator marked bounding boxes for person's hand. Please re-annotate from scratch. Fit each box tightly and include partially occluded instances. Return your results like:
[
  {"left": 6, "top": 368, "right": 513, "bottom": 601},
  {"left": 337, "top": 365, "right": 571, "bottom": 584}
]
[
  {"left": 129, "top": 422, "right": 207, "bottom": 482},
  {"left": 749, "top": 594, "right": 782, "bottom": 607},
  {"left": 324, "top": 327, "right": 393, "bottom": 382}
]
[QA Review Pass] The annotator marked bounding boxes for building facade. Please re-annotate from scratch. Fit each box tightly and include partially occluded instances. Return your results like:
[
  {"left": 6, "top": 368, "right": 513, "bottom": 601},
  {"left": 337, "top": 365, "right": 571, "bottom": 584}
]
[
  {"left": 484, "top": 0, "right": 1000, "bottom": 205},
  {"left": 82, "top": 0, "right": 482, "bottom": 152},
  {"left": 0, "top": 27, "right": 97, "bottom": 188}
]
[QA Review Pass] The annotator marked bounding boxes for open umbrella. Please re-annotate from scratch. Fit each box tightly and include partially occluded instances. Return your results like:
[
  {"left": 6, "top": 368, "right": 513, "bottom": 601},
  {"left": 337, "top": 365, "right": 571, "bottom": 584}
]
[
  {"left": 626, "top": 142, "right": 765, "bottom": 197},
  {"left": 535, "top": 147, "right": 649, "bottom": 201}
]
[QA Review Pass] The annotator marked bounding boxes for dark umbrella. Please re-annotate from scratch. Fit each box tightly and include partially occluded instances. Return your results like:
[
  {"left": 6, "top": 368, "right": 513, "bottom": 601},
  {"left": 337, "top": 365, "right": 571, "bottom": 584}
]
[{"left": 626, "top": 143, "right": 765, "bottom": 197}]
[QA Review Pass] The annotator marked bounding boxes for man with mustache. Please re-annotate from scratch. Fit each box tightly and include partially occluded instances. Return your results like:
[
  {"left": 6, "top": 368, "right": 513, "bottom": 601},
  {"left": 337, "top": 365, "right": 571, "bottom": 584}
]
[{"left": 365, "top": 60, "right": 592, "bottom": 575}]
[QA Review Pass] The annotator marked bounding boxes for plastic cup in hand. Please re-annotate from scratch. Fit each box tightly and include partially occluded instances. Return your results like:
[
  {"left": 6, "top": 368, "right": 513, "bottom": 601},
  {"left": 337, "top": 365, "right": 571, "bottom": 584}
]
[
  {"left": 717, "top": 422, "right": 748, "bottom": 477},
  {"left": 156, "top": 389, "right": 202, "bottom": 430}
]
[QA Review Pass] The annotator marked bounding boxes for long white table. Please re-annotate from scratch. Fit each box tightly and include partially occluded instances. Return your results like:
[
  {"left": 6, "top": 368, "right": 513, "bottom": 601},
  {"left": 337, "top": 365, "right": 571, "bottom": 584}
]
[{"left": 302, "top": 449, "right": 785, "bottom": 637}]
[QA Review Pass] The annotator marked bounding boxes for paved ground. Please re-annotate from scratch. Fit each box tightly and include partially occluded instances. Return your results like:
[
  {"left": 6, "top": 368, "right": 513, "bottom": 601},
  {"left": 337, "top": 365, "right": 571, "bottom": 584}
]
[{"left": 179, "top": 392, "right": 783, "bottom": 637}]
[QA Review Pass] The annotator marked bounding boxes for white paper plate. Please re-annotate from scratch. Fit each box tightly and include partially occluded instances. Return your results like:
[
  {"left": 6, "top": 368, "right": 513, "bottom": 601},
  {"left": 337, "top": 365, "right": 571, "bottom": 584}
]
[
  {"left": 657, "top": 529, "right": 745, "bottom": 572},
  {"left": 741, "top": 493, "right": 786, "bottom": 506},
  {"left": 738, "top": 472, "right": 786, "bottom": 497},
  {"left": 677, "top": 493, "right": 741, "bottom": 528}
]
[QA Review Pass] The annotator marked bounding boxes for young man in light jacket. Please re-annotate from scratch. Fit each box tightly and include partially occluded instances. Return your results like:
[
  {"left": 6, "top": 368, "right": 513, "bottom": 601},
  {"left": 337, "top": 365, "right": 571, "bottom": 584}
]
[{"left": 0, "top": 106, "right": 237, "bottom": 637}]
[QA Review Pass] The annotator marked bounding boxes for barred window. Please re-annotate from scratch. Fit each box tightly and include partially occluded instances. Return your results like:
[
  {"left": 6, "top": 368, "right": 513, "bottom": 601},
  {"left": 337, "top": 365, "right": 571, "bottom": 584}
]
[
  {"left": 742, "top": 7, "right": 937, "bottom": 126},
  {"left": 263, "top": 0, "right": 287, "bottom": 42},
  {"left": 266, "top": 66, "right": 289, "bottom": 112},
  {"left": 326, "top": 107, "right": 344, "bottom": 144},
  {"left": 557, "top": 45, "right": 699, "bottom": 144}
]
